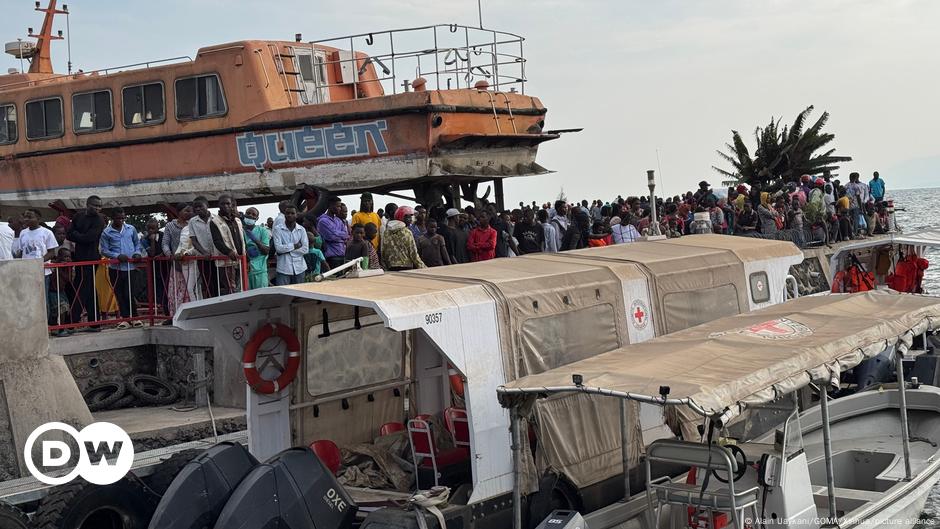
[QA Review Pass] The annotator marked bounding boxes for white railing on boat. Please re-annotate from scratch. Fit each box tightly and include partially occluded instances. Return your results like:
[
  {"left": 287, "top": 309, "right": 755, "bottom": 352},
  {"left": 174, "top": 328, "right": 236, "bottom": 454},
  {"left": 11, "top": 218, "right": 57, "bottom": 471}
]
[{"left": 309, "top": 24, "right": 527, "bottom": 96}]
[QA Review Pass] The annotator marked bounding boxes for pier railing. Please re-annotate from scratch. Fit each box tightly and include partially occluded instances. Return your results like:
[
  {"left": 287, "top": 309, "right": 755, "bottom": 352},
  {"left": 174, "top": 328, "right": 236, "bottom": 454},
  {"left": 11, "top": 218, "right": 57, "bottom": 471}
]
[
  {"left": 44, "top": 254, "right": 248, "bottom": 332},
  {"left": 306, "top": 24, "right": 527, "bottom": 99}
]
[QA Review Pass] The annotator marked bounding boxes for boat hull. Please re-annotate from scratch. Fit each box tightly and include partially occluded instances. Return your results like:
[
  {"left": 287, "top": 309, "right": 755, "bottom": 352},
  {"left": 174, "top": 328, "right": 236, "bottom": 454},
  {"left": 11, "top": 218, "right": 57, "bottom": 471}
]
[{"left": 0, "top": 90, "right": 554, "bottom": 214}]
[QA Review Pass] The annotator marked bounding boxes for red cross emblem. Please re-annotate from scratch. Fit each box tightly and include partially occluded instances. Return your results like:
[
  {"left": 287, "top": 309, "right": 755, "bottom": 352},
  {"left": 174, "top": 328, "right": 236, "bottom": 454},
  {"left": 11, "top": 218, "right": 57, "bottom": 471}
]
[
  {"left": 630, "top": 299, "right": 650, "bottom": 330},
  {"left": 709, "top": 318, "right": 812, "bottom": 340},
  {"left": 746, "top": 321, "right": 792, "bottom": 335}
]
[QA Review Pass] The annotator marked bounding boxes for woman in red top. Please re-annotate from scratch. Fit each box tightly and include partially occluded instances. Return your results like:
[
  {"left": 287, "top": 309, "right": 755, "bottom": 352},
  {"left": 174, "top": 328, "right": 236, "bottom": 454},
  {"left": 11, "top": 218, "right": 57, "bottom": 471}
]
[{"left": 467, "top": 211, "right": 498, "bottom": 261}]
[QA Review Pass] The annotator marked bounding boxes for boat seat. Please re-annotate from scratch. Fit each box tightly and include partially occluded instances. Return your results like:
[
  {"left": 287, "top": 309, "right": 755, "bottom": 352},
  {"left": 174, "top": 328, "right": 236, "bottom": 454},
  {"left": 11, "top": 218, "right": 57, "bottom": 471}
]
[
  {"left": 653, "top": 481, "right": 760, "bottom": 511},
  {"left": 646, "top": 439, "right": 760, "bottom": 529},
  {"left": 813, "top": 486, "right": 885, "bottom": 502}
]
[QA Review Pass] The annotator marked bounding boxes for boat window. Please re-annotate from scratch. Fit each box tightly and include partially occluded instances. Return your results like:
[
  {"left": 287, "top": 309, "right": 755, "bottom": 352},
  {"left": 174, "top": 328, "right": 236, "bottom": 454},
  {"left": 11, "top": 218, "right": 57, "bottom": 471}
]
[
  {"left": 175, "top": 74, "right": 227, "bottom": 120},
  {"left": 72, "top": 90, "right": 113, "bottom": 134},
  {"left": 122, "top": 82, "right": 165, "bottom": 127},
  {"left": 662, "top": 284, "right": 740, "bottom": 334},
  {"left": 305, "top": 322, "right": 405, "bottom": 399},
  {"left": 520, "top": 304, "right": 620, "bottom": 374},
  {"left": 749, "top": 271, "right": 771, "bottom": 304},
  {"left": 25, "top": 97, "right": 64, "bottom": 140},
  {"left": 0, "top": 104, "right": 15, "bottom": 145}
]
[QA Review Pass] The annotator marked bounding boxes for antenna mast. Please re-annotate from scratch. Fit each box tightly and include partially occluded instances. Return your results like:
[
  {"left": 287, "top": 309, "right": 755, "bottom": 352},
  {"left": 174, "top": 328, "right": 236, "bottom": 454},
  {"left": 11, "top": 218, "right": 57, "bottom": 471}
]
[{"left": 27, "top": 0, "right": 67, "bottom": 74}]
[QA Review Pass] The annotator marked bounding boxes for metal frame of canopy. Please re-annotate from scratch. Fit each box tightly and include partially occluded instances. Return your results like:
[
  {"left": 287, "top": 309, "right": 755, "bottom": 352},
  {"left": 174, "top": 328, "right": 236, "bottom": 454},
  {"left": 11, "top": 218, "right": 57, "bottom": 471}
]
[{"left": 497, "top": 332, "right": 931, "bottom": 529}]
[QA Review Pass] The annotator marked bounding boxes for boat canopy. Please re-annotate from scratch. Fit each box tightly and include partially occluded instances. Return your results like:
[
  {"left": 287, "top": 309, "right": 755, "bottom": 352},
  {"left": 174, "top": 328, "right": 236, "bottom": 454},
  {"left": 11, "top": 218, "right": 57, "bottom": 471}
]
[{"left": 498, "top": 291, "right": 940, "bottom": 424}]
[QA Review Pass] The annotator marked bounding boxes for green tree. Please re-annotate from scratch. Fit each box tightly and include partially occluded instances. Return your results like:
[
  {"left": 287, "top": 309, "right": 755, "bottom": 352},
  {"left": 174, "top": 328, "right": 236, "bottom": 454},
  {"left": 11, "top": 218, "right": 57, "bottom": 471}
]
[{"left": 713, "top": 106, "right": 852, "bottom": 190}]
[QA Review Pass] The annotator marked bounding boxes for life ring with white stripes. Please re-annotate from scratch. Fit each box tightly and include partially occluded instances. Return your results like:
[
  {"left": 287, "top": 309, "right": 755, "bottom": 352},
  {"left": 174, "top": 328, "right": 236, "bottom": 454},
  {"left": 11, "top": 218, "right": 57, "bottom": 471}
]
[{"left": 242, "top": 323, "right": 301, "bottom": 394}]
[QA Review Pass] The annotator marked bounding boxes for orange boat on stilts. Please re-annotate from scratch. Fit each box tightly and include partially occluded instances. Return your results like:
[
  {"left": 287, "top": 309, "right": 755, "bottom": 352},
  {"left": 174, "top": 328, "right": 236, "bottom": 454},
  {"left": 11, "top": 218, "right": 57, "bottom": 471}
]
[{"left": 0, "top": 2, "right": 562, "bottom": 217}]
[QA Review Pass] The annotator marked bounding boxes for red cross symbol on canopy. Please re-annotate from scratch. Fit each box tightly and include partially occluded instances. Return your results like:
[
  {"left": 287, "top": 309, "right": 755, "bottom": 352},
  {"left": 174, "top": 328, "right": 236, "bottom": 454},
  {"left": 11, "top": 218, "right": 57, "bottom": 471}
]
[
  {"left": 634, "top": 306, "right": 645, "bottom": 323},
  {"left": 747, "top": 320, "right": 790, "bottom": 335}
]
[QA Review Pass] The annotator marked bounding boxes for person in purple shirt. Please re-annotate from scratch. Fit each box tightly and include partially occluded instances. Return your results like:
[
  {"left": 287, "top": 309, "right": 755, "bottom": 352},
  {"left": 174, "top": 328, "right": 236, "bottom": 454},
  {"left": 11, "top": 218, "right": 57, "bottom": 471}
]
[{"left": 317, "top": 196, "right": 349, "bottom": 269}]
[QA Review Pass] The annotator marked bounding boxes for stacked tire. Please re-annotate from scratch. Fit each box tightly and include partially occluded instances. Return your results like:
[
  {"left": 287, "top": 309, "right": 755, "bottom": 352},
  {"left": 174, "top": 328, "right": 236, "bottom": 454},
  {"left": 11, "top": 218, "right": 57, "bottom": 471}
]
[{"left": 81, "top": 375, "right": 178, "bottom": 412}]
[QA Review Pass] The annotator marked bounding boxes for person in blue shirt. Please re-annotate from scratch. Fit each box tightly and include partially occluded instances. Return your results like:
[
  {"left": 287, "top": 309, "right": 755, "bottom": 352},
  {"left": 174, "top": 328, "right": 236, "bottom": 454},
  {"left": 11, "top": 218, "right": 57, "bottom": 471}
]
[
  {"left": 273, "top": 205, "right": 309, "bottom": 285},
  {"left": 99, "top": 208, "right": 143, "bottom": 325},
  {"left": 869, "top": 171, "right": 886, "bottom": 202}
]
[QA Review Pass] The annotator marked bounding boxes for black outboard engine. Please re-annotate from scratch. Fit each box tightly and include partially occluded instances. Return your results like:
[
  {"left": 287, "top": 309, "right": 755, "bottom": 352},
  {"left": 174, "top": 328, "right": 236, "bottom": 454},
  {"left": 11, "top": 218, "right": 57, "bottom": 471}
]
[
  {"left": 213, "top": 447, "right": 358, "bottom": 529},
  {"left": 149, "top": 441, "right": 259, "bottom": 529}
]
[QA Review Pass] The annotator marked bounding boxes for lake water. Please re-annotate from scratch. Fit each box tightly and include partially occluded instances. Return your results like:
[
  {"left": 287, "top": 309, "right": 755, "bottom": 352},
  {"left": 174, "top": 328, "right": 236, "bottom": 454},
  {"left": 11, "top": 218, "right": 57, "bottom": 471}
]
[{"left": 891, "top": 187, "right": 940, "bottom": 524}]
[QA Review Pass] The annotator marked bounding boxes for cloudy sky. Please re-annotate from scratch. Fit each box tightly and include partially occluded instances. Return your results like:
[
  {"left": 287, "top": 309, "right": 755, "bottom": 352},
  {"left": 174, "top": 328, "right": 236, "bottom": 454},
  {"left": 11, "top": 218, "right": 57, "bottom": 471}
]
[{"left": 4, "top": 0, "right": 938, "bottom": 208}]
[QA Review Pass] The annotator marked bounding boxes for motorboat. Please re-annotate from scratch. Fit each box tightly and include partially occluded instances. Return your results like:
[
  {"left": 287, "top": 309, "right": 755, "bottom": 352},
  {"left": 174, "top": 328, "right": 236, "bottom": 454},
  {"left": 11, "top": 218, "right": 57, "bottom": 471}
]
[{"left": 499, "top": 291, "right": 940, "bottom": 529}]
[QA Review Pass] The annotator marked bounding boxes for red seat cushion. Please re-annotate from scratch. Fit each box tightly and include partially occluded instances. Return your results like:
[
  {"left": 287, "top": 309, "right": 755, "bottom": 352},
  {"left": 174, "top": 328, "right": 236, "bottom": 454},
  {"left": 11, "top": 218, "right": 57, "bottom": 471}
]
[{"left": 420, "top": 447, "right": 469, "bottom": 468}]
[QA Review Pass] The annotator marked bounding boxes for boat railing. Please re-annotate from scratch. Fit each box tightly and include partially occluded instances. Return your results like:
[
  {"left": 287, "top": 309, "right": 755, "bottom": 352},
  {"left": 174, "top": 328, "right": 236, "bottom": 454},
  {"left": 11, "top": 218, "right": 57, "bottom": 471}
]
[
  {"left": 44, "top": 254, "right": 246, "bottom": 332},
  {"left": 0, "top": 56, "right": 193, "bottom": 90},
  {"left": 308, "top": 24, "right": 527, "bottom": 96}
]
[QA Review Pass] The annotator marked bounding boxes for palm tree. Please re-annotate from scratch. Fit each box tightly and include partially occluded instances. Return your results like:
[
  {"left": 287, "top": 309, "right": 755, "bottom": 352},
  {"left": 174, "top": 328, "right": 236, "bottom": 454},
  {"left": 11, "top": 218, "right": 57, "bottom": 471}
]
[{"left": 713, "top": 106, "right": 852, "bottom": 190}]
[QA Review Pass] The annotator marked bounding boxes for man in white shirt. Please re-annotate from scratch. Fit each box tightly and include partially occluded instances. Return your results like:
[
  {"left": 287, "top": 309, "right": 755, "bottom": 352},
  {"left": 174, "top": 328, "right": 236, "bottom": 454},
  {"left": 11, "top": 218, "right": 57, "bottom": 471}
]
[
  {"left": 0, "top": 221, "right": 13, "bottom": 260},
  {"left": 550, "top": 200, "right": 570, "bottom": 251},
  {"left": 611, "top": 214, "right": 641, "bottom": 244},
  {"left": 15, "top": 210, "right": 58, "bottom": 325},
  {"left": 273, "top": 205, "right": 309, "bottom": 285}
]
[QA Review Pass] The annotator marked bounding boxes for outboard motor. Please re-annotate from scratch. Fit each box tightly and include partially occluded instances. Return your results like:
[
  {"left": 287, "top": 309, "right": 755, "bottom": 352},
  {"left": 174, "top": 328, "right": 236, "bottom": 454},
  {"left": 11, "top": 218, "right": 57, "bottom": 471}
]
[
  {"left": 149, "top": 442, "right": 259, "bottom": 529},
  {"left": 534, "top": 510, "right": 588, "bottom": 529},
  {"left": 213, "top": 447, "right": 358, "bottom": 529}
]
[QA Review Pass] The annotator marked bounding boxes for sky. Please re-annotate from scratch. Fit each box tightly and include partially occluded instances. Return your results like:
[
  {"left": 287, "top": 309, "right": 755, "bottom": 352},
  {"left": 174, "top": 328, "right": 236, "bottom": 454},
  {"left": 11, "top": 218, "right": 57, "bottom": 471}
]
[{"left": 3, "top": 0, "right": 939, "bottom": 217}]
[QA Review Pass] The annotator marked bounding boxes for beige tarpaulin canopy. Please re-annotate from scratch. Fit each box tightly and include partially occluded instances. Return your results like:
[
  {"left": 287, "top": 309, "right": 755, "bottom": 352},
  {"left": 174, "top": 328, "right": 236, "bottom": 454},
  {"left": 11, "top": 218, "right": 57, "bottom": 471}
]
[{"left": 500, "top": 292, "right": 940, "bottom": 423}]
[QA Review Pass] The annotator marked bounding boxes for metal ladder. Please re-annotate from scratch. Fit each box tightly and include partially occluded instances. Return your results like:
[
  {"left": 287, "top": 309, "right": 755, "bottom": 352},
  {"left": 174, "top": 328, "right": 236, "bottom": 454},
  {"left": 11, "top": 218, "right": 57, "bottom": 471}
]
[{"left": 269, "top": 44, "right": 307, "bottom": 105}]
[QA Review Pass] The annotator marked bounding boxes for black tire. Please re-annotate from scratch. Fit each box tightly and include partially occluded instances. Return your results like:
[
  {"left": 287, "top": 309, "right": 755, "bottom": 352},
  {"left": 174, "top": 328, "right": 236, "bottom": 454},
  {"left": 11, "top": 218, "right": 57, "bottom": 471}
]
[
  {"left": 146, "top": 449, "right": 203, "bottom": 495},
  {"left": 108, "top": 394, "right": 137, "bottom": 411},
  {"left": 126, "top": 375, "right": 178, "bottom": 406},
  {"left": 0, "top": 502, "right": 28, "bottom": 529},
  {"left": 30, "top": 477, "right": 157, "bottom": 529},
  {"left": 82, "top": 381, "right": 126, "bottom": 412}
]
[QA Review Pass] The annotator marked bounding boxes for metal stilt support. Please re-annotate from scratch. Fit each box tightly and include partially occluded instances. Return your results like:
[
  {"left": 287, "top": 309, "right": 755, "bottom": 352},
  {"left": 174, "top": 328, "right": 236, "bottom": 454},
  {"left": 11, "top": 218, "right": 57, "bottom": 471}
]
[
  {"left": 895, "top": 350, "right": 913, "bottom": 480},
  {"left": 511, "top": 408, "right": 523, "bottom": 529},
  {"left": 620, "top": 399, "right": 632, "bottom": 501},
  {"left": 818, "top": 385, "right": 838, "bottom": 527}
]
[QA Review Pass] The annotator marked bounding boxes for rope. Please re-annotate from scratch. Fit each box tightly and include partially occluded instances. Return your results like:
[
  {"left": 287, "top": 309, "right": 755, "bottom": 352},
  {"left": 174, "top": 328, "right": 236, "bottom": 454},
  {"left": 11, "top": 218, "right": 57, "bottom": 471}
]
[{"left": 410, "top": 486, "right": 450, "bottom": 529}]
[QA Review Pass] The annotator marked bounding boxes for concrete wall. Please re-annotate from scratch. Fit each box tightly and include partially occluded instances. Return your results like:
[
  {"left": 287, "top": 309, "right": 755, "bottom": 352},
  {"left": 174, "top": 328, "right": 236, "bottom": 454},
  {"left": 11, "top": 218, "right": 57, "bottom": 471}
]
[{"left": 0, "top": 259, "right": 93, "bottom": 478}]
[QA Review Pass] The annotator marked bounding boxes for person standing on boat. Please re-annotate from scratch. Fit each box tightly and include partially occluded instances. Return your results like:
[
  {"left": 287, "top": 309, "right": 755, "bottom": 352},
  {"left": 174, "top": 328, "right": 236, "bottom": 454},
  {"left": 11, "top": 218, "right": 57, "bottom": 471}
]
[
  {"left": 417, "top": 219, "right": 452, "bottom": 267},
  {"left": 550, "top": 200, "right": 570, "bottom": 251},
  {"left": 66, "top": 195, "right": 106, "bottom": 329},
  {"left": 318, "top": 197, "right": 349, "bottom": 270},
  {"left": 273, "top": 205, "right": 309, "bottom": 285},
  {"left": 99, "top": 208, "right": 143, "bottom": 327},
  {"left": 845, "top": 172, "right": 870, "bottom": 237},
  {"left": 0, "top": 220, "right": 12, "bottom": 260},
  {"left": 513, "top": 209, "right": 544, "bottom": 255},
  {"left": 869, "top": 171, "right": 886, "bottom": 202},
  {"left": 209, "top": 194, "right": 246, "bottom": 295},
  {"left": 351, "top": 193, "right": 381, "bottom": 253},
  {"left": 611, "top": 213, "right": 641, "bottom": 243},
  {"left": 242, "top": 207, "right": 270, "bottom": 289},
  {"left": 188, "top": 197, "right": 217, "bottom": 297},
  {"left": 447, "top": 210, "right": 471, "bottom": 263},
  {"left": 381, "top": 213, "right": 425, "bottom": 271},
  {"left": 757, "top": 192, "right": 779, "bottom": 236},
  {"left": 467, "top": 211, "right": 498, "bottom": 262},
  {"left": 538, "top": 209, "right": 559, "bottom": 253},
  {"left": 162, "top": 203, "right": 195, "bottom": 318}
]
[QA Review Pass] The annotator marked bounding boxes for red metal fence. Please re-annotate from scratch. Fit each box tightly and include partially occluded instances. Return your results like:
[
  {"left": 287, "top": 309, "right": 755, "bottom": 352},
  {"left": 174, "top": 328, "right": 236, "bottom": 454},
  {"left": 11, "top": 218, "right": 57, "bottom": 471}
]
[{"left": 44, "top": 255, "right": 248, "bottom": 332}]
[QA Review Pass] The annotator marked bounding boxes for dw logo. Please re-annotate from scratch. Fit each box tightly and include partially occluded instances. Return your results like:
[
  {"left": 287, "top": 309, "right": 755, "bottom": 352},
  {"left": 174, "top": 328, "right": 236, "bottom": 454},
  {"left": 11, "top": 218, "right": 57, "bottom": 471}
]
[{"left": 24, "top": 422, "right": 134, "bottom": 485}]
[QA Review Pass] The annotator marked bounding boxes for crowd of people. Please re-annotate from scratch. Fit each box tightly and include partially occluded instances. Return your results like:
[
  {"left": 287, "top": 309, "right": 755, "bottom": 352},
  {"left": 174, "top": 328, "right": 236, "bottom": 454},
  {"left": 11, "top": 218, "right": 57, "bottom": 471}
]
[{"left": 0, "top": 170, "right": 891, "bottom": 334}]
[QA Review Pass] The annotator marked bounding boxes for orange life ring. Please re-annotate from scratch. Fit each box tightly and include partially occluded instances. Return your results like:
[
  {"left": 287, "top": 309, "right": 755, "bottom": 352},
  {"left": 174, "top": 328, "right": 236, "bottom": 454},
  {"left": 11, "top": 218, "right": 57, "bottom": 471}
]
[
  {"left": 448, "top": 365, "right": 465, "bottom": 398},
  {"left": 243, "top": 323, "right": 301, "bottom": 394}
]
